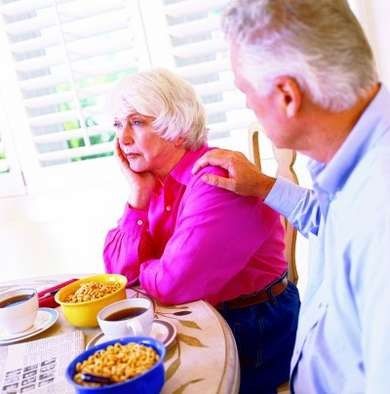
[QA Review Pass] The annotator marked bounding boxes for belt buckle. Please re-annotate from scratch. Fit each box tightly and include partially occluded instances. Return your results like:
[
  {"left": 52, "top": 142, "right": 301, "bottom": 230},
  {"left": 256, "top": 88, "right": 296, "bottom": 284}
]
[{"left": 266, "top": 275, "right": 287, "bottom": 300}]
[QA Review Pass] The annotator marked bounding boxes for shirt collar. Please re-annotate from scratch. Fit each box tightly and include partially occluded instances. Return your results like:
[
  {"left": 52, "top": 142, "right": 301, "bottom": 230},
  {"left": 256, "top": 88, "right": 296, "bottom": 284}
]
[
  {"left": 167, "top": 144, "right": 210, "bottom": 186},
  {"left": 309, "top": 85, "right": 390, "bottom": 196}
]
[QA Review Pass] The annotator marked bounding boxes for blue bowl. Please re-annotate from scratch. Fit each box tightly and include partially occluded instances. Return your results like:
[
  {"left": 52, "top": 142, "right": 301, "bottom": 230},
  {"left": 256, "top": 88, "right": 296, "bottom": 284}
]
[{"left": 66, "top": 336, "right": 165, "bottom": 394}]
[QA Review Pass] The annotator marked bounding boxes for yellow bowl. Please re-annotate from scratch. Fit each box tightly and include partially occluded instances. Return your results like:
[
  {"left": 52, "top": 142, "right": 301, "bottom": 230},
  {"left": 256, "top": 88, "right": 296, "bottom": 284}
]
[{"left": 55, "top": 274, "right": 127, "bottom": 328}]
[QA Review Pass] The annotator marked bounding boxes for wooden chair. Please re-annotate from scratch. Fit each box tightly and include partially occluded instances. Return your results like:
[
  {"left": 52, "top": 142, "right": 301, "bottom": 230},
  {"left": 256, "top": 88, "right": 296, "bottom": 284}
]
[{"left": 248, "top": 124, "right": 299, "bottom": 285}]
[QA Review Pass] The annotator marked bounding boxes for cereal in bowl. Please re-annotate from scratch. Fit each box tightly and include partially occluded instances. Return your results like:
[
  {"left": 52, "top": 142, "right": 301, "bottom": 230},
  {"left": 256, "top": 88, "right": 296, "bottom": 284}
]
[
  {"left": 74, "top": 343, "right": 159, "bottom": 386},
  {"left": 65, "top": 281, "right": 121, "bottom": 303}
]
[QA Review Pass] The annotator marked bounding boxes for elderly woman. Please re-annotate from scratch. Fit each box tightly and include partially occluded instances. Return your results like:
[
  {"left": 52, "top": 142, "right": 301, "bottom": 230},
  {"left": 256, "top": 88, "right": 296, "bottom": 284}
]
[{"left": 103, "top": 68, "right": 300, "bottom": 393}]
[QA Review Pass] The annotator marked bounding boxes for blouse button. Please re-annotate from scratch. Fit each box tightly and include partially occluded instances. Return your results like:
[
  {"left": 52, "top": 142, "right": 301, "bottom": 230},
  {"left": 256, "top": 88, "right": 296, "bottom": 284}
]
[
  {"left": 136, "top": 219, "right": 143, "bottom": 226},
  {"left": 166, "top": 205, "right": 172, "bottom": 212}
]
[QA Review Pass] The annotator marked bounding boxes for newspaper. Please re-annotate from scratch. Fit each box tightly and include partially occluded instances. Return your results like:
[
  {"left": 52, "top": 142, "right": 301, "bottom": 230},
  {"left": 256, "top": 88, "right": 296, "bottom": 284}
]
[{"left": 0, "top": 331, "right": 84, "bottom": 394}]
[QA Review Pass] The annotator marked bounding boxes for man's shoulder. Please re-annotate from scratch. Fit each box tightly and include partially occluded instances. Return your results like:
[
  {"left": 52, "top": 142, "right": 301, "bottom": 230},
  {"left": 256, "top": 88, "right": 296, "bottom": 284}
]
[
  {"left": 356, "top": 141, "right": 390, "bottom": 188},
  {"left": 336, "top": 138, "right": 390, "bottom": 217}
]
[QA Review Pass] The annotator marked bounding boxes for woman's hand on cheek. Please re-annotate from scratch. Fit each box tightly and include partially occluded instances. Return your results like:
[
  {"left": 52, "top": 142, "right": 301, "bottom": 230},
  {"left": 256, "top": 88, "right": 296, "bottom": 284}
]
[{"left": 115, "top": 140, "right": 156, "bottom": 209}]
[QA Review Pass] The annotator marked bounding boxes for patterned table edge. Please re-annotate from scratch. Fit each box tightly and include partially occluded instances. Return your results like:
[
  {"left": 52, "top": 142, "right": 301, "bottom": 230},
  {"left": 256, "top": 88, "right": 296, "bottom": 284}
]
[{"left": 209, "top": 303, "right": 240, "bottom": 394}]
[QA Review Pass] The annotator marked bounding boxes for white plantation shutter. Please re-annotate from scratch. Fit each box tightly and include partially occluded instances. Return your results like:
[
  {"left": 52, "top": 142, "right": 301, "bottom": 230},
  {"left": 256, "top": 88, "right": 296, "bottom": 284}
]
[
  {"left": 1, "top": 0, "right": 150, "bottom": 169},
  {"left": 141, "top": 0, "right": 256, "bottom": 139},
  {"left": 0, "top": 0, "right": 256, "bottom": 195}
]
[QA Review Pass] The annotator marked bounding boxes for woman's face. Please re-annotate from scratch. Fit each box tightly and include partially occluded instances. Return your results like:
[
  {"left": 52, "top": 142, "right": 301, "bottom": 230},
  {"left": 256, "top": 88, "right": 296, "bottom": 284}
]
[{"left": 115, "top": 113, "right": 180, "bottom": 175}]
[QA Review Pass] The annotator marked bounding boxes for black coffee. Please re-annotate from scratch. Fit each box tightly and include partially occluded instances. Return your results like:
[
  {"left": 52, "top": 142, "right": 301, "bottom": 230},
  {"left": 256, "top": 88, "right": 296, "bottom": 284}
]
[
  {"left": 0, "top": 294, "right": 33, "bottom": 308},
  {"left": 105, "top": 307, "right": 147, "bottom": 321}
]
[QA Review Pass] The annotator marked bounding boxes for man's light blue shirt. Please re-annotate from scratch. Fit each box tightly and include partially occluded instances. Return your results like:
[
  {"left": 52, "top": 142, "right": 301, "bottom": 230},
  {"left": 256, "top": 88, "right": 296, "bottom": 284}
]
[{"left": 266, "top": 85, "right": 390, "bottom": 394}]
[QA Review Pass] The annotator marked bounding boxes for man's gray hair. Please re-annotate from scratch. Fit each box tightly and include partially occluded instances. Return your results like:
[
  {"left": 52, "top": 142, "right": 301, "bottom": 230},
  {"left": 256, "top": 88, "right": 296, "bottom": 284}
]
[
  {"left": 109, "top": 68, "right": 207, "bottom": 149},
  {"left": 223, "top": 0, "right": 378, "bottom": 111}
]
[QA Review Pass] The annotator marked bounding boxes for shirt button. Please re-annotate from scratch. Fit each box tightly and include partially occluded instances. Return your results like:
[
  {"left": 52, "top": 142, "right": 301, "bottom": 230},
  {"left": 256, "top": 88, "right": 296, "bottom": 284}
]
[
  {"left": 166, "top": 205, "right": 171, "bottom": 212},
  {"left": 136, "top": 219, "right": 143, "bottom": 226}
]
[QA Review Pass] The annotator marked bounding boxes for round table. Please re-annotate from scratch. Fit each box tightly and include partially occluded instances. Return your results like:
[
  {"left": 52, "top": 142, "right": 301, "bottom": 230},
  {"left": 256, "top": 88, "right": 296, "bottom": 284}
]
[{"left": 0, "top": 275, "right": 240, "bottom": 394}]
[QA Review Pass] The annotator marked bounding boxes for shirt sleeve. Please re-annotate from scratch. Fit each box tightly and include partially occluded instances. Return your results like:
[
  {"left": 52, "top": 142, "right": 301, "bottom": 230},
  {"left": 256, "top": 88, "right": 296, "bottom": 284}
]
[
  {"left": 265, "top": 177, "right": 321, "bottom": 237},
  {"left": 139, "top": 166, "right": 283, "bottom": 305},
  {"left": 103, "top": 204, "right": 154, "bottom": 285}
]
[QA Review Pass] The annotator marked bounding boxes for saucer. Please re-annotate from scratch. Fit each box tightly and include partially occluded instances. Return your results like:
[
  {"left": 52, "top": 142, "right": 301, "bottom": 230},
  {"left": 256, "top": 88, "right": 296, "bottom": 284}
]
[
  {"left": 0, "top": 308, "right": 59, "bottom": 345},
  {"left": 86, "top": 319, "right": 177, "bottom": 350}
]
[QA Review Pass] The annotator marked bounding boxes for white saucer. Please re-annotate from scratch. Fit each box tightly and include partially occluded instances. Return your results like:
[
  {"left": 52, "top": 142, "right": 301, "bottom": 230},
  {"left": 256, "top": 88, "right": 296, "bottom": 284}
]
[
  {"left": 86, "top": 319, "right": 177, "bottom": 350},
  {"left": 0, "top": 308, "right": 59, "bottom": 345}
]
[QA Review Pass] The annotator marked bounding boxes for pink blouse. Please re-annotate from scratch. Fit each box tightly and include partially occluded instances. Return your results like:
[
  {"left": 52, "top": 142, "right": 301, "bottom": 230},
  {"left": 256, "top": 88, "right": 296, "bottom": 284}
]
[{"left": 103, "top": 145, "right": 287, "bottom": 305}]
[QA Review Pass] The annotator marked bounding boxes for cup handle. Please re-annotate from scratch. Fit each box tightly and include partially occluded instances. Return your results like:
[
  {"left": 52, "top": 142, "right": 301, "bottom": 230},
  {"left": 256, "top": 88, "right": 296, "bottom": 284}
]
[{"left": 126, "top": 319, "right": 143, "bottom": 336}]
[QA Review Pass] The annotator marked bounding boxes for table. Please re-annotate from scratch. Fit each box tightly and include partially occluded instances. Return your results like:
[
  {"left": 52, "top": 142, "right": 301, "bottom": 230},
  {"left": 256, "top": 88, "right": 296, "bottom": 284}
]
[{"left": 0, "top": 275, "right": 240, "bottom": 394}]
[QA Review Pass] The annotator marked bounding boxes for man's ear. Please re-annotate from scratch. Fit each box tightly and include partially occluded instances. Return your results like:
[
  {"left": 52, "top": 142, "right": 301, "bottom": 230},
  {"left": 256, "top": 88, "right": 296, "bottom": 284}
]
[{"left": 274, "top": 76, "right": 302, "bottom": 118}]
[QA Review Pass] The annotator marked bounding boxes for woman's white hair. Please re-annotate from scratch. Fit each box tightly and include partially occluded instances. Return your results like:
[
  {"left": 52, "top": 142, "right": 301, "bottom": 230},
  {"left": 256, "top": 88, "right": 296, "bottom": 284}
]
[
  {"left": 109, "top": 68, "right": 207, "bottom": 150},
  {"left": 223, "top": 0, "right": 378, "bottom": 111}
]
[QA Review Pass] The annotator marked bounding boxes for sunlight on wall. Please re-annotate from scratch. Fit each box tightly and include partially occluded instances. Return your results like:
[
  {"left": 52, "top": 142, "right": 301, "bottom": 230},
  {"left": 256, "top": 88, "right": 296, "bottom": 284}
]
[{"left": 0, "top": 184, "right": 127, "bottom": 281}]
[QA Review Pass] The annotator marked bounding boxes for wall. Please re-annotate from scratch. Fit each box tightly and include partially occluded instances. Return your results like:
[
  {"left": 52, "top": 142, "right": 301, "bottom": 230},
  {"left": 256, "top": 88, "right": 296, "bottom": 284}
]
[
  {"left": 0, "top": 181, "right": 127, "bottom": 280},
  {"left": 351, "top": 0, "right": 390, "bottom": 85}
]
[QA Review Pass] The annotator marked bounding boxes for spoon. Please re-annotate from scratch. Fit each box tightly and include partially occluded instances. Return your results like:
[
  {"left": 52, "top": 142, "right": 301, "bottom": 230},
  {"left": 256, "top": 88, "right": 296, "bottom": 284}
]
[{"left": 80, "top": 372, "right": 115, "bottom": 385}]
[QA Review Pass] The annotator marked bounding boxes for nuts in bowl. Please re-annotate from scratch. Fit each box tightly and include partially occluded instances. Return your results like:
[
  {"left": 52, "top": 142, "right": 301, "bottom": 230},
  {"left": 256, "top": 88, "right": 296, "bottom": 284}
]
[
  {"left": 55, "top": 274, "right": 127, "bottom": 328},
  {"left": 66, "top": 336, "right": 165, "bottom": 394}
]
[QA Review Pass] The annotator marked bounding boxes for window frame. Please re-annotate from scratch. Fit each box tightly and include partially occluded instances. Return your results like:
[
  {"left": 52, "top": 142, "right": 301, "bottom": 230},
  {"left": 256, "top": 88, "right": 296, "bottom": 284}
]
[{"left": 0, "top": 102, "right": 25, "bottom": 198}]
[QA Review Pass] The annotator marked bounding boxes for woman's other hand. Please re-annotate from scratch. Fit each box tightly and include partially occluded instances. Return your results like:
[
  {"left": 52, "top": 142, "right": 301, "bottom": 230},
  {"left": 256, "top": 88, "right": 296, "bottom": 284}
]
[{"left": 115, "top": 140, "right": 156, "bottom": 209}]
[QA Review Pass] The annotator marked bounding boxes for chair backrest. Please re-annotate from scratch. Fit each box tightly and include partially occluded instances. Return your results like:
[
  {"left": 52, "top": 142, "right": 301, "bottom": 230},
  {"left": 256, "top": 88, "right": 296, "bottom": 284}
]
[{"left": 248, "top": 124, "right": 299, "bottom": 284}]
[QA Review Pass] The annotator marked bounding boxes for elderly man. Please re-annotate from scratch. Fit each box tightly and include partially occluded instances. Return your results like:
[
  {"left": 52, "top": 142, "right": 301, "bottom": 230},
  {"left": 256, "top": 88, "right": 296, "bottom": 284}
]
[{"left": 194, "top": 0, "right": 390, "bottom": 393}]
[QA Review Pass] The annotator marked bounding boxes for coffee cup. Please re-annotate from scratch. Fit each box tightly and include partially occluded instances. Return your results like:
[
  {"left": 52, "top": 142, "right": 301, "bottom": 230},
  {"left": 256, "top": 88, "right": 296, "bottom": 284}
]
[
  {"left": 0, "top": 288, "right": 39, "bottom": 334},
  {"left": 97, "top": 298, "right": 154, "bottom": 339}
]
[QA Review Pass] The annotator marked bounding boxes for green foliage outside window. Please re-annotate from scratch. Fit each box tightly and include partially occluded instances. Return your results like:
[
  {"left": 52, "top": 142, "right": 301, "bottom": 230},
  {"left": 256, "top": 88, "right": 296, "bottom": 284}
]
[{"left": 58, "top": 68, "right": 136, "bottom": 162}]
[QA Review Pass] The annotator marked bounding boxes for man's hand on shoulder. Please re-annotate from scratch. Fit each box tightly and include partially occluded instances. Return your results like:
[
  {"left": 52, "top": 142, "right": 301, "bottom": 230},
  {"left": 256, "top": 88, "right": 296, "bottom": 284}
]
[{"left": 192, "top": 148, "right": 275, "bottom": 199}]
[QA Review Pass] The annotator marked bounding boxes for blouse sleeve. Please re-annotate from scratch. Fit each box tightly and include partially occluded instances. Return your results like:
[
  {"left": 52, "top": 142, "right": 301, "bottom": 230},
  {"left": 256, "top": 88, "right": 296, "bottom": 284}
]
[{"left": 103, "top": 204, "right": 154, "bottom": 285}]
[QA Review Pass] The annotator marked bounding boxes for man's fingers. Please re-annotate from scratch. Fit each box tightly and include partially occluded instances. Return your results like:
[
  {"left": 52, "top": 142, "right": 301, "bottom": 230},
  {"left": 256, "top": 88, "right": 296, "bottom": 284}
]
[
  {"left": 192, "top": 157, "right": 208, "bottom": 174},
  {"left": 201, "top": 174, "right": 235, "bottom": 192},
  {"left": 192, "top": 150, "right": 230, "bottom": 174},
  {"left": 192, "top": 153, "right": 216, "bottom": 174}
]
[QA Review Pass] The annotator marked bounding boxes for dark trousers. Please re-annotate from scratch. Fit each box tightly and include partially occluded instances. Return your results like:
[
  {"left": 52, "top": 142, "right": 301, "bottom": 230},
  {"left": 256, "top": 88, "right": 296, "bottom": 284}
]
[{"left": 218, "top": 282, "right": 300, "bottom": 394}]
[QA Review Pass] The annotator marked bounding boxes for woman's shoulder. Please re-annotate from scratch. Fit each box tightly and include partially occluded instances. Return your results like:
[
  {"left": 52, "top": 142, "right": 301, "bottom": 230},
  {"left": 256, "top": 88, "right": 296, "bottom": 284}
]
[
  {"left": 191, "top": 146, "right": 229, "bottom": 177},
  {"left": 172, "top": 145, "right": 229, "bottom": 186}
]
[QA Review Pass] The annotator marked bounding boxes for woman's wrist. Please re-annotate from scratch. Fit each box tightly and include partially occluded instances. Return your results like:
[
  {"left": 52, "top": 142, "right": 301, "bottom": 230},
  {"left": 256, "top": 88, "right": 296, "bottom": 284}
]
[{"left": 127, "top": 193, "right": 150, "bottom": 210}]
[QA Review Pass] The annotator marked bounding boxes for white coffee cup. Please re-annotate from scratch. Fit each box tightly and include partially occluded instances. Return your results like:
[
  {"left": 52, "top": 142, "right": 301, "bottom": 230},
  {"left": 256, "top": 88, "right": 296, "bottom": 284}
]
[
  {"left": 0, "top": 288, "right": 39, "bottom": 334},
  {"left": 97, "top": 298, "right": 154, "bottom": 339}
]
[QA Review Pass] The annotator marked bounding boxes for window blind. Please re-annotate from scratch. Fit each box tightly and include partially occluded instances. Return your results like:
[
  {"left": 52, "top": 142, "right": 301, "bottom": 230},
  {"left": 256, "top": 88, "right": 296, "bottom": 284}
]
[
  {"left": 0, "top": 0, "right": 257, "bottom": 194},
  {"left": 1, "top": 0, "right": 149, "bottom": 168},
  {"left": 158, "top": 0, "right": 256, "bottom": 139}
]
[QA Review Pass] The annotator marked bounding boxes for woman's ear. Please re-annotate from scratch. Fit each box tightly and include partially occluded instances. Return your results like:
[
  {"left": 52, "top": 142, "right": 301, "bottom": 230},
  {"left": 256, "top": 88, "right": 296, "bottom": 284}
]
[
  {"left": 274, "top": 76, "right": 303, "bottom": 118},
  {"left": 174, "top": 137, "right": 185, "bottom": 147}
]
